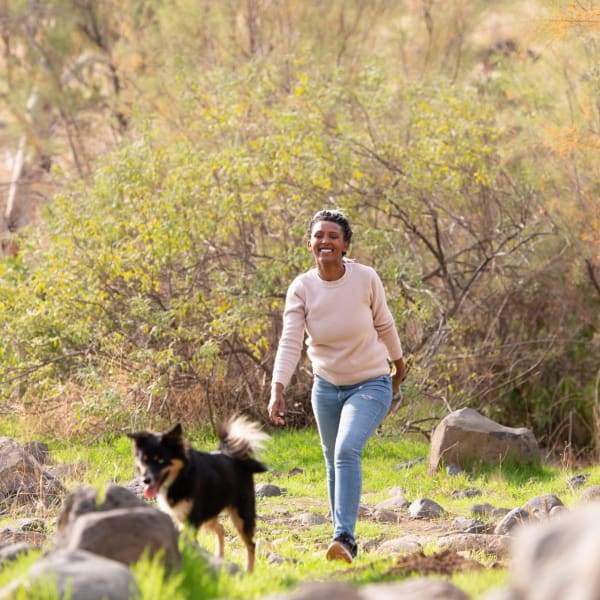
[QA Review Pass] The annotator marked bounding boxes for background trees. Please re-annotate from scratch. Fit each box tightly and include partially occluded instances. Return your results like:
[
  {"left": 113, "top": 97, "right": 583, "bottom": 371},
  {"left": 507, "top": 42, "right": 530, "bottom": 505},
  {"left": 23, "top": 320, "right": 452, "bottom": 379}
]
[{"left": 0, "top": 0, "right": 598, "bottom": 458}]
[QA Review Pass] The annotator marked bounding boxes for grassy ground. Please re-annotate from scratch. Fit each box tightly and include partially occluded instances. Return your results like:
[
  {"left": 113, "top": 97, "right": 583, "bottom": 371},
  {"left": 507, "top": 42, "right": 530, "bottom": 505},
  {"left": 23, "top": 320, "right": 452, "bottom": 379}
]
[{"left": 1, "top": 415, "right": 598, "bottom": 598}]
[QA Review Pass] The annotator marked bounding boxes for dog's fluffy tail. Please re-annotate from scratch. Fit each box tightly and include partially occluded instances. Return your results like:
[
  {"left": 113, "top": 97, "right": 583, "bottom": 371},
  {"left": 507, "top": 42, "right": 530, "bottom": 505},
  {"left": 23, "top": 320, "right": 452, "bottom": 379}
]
[{"left": 217, "top": 415, "right": 270, "bottom": 464}]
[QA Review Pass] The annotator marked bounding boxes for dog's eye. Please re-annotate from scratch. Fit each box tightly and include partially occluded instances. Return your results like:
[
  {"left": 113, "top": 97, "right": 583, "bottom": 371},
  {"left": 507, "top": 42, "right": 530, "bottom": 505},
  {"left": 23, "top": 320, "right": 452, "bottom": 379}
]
[{"left": 153, "top": 455, "right": 165, "bottom": 464}]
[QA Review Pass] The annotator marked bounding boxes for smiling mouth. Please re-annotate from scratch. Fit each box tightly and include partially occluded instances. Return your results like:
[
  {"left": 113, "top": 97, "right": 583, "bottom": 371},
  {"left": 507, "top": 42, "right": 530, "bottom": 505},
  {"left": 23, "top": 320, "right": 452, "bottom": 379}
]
[{"left": 143, "top": 482, "right": 160, "bottom": 499}]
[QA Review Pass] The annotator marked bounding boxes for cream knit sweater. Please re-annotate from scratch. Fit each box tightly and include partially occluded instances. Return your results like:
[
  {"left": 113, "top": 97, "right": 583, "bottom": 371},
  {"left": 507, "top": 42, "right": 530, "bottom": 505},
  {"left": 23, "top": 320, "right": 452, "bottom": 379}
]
[{"left": 272, "top": 261, "right": 403, "bottom": 388}]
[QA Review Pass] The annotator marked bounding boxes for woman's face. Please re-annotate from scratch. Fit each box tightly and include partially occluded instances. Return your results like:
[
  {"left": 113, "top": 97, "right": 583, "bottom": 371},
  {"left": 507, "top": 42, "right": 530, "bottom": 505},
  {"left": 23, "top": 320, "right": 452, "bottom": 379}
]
[{"left": 307, "top": 220, "right": 350, "bottom": 267}]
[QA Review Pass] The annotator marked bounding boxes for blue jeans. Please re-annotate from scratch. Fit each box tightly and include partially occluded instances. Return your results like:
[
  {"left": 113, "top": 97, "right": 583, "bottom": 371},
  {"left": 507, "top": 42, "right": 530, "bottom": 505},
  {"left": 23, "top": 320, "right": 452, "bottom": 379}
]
[{"left": 311, "top": 374, "right": 392, "bottom": 542}]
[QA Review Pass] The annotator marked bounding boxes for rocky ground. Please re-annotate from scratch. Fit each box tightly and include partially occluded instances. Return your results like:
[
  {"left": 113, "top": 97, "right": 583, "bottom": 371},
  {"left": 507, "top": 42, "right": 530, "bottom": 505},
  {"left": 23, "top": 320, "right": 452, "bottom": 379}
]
[{"left": 3, "top": 427, "right": 600, "bottom": 599}]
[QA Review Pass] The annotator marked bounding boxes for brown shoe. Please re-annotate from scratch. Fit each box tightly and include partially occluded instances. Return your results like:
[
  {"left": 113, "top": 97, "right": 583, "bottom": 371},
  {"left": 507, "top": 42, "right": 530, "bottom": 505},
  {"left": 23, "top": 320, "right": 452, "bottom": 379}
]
[{"left": 326, "top": 534, "right": 357, "bottom": 563}]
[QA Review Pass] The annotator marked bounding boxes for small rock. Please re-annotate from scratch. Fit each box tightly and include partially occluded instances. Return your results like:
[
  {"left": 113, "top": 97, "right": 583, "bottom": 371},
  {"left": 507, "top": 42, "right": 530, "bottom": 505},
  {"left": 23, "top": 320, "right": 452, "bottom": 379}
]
[
  {"left": 297, "top": 513, "right": 328, "bottom": 527},
  {"left": 494, "top": 507, "right": 530, "bottom": 535},
  {"left": 436, "top": 533, "right": 512, "bottom": 559},
  {"left": 522, "top": 494, "right": 563, "bottom": 519},
  {"left": 376, "top": 495, "right": 410, "bottom": 511},
  {"left": 446, "top": 463, "right": 464, "bottom": 476},
  {"left": 361, "top": 538, "right": 381, "bottom": 553},
  {"left": 579, "top": 484, "right": 600, "bottom": 504},
  {"left": 408, "top": 498, "right": 446, "bottom": 520},
  {"left": 375, "top": 536, "right": 422, "bottom": 556},
  {"left": 549, "top": 505, "right": 569, "bottom": 518},
  {"left": 372, "top": 508, "right": 399, "bottom": 523},
  {"left": 256, "top": 484, "right": 285, "bottom": 498},
  {"left": 266, "top": 552, "right": 290, "bottom": 565},
  {"left": 453, "top": 517, "right": 490, "bottom": 534},
  {"left": 567, "top": 473, "right": 589, "bottom": 490},
  {"left": 471, "top": 502, "right": 496, "bottom": 517},
  {"left": 392, "top": 457, "right": 425, "bottom": 470},
  {"left": 0, "top": 524, "right": 46, "bottom": 547},
  {"left": 451, "top": 489, "right": 482, "bottom": 499}
]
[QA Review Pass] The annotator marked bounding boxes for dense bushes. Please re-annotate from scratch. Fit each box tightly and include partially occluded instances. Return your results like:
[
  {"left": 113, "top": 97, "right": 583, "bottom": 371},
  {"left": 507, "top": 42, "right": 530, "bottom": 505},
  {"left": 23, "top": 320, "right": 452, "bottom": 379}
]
[{"left": 0, "top": 2, "right": 598, "bottom": 456}]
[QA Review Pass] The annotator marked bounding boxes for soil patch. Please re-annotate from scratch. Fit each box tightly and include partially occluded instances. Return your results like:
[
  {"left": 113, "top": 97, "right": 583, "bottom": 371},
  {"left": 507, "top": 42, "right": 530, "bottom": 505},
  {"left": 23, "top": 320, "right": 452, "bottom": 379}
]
[
  {"left": 341, "top": 549, "right": 491, "bottom": 578},
  {"left": 385, "top": 549, "right": 488, "bottom": 577}
]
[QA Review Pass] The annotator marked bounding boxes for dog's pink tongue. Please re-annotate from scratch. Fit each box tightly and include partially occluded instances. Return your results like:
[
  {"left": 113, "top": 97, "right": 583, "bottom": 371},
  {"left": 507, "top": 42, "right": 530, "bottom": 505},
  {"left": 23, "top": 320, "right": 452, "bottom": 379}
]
[{"left": 144, "top": 484, "right": 159, "bottom": 499}]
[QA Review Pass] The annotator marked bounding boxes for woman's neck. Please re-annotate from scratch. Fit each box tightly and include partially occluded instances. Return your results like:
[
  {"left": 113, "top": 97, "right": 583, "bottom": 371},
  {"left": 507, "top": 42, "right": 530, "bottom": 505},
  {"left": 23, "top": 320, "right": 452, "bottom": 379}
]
[{"left": 317, "top": 261, "right": 346, "bottom": 281}]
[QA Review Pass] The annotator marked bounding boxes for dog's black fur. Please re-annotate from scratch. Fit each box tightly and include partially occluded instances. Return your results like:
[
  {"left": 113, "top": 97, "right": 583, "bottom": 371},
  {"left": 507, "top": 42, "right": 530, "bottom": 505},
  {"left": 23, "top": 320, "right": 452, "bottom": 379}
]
[{"left": 127, "top": 416, "right": 269, "bottom": 572}]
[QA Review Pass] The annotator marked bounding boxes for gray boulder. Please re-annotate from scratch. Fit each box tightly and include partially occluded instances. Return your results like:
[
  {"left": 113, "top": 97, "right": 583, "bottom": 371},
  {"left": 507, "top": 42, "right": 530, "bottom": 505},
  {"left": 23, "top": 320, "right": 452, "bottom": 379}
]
[
  {"left": 0, "top": 437, "right": 64, "bottom": 507},
  {"left": 0, "top": 549, "right": 138, "bottom": 600},
  {"left": 0, "top": 542, "right": 35, "bottom": 567},
  {"left": 56, "top": 484, "right": 147, "bottom": 534},
  {"left": 59, "top": 506, "right": 181, "bottom": 569},
  {"left": 53, "top": 485, "right": 180, "bottom": 569},
  {"left": 361, "top": 578, "right": 470, "bottom": 599},
  {"left": 269, "top": 582, "right": 361, "bottom": 599},
  {"left": 428, "top": 408, "right": 539, "bottom": 473},
  {"left": 511, "top": 503, "right": 600, "bottom": 600},
  {"left": 268, "top": 579, "right": 471, "bottom": 600}
]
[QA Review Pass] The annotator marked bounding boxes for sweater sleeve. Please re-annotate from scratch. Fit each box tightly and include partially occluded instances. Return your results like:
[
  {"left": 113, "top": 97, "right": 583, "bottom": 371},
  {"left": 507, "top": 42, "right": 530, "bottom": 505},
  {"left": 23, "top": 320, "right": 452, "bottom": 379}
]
[
  {"left": 272, "top": 278, "right": 307, "bottom": 388},
  {"left": 371, "top": 269, "right": 403, "bottom": 361}
]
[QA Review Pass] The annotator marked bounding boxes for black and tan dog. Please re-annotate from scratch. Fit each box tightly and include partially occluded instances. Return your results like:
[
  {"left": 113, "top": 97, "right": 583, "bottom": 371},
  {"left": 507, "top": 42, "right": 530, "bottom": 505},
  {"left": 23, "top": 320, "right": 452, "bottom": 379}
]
[{"left": 127, "top": 416, "right": 269, "bottom": 572}]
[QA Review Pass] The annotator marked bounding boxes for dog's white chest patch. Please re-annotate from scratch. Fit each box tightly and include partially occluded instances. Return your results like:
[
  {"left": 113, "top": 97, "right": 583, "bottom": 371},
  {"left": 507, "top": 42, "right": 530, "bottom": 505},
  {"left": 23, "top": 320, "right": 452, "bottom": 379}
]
[{"left": 157, "top": 493, "right": 192, "bottom": 529}]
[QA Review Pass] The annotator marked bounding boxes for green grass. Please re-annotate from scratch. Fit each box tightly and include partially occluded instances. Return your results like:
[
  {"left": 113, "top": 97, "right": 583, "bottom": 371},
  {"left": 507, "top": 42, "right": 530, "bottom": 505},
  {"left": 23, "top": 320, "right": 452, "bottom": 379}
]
[{"left": 1, "top": 418, "right": 598, "bottom": 598}]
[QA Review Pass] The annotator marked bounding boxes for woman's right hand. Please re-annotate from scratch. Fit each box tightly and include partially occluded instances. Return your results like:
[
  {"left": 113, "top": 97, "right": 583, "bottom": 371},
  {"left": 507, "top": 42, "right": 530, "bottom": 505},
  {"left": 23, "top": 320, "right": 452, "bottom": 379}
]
[
  {"left": 268, "top": 383, "right": 286, "bottom": 425},
  {"left": 391, "top": 357, "right": 406, "bottom": 393}
]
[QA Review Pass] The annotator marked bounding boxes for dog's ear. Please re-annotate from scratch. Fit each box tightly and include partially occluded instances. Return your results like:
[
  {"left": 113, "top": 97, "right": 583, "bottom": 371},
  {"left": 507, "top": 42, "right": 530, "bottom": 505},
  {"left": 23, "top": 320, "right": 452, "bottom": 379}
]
[
  {"left": 126, "top": 431, "right": 148, "bottom": 443},
  {"left": 163, "top": 423, "right": 183, "bottom": 440}
]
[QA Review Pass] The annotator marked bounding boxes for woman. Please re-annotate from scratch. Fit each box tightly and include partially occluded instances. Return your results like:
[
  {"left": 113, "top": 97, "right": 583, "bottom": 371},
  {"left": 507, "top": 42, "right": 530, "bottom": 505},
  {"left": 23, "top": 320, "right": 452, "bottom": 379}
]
[{"left": 268, "top": 209, "right": 405, "bottom": 563}]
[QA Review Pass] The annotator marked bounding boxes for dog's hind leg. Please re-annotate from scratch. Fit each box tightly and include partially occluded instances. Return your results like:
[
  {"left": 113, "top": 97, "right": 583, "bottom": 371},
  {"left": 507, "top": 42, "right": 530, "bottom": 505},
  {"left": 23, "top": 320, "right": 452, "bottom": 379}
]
[
  {"left": 227, "top": 507, "right": 256, "bottom": 573},
  {"left": 202, "top": 517, "right": 225, "bottom": 558}
]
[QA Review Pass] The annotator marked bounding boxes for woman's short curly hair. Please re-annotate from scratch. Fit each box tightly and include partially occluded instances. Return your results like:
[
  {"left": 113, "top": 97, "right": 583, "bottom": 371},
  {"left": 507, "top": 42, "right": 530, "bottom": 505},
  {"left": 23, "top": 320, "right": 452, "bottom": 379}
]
[{"left": 307, "top": 209, "right": 353, "bottom": 243}]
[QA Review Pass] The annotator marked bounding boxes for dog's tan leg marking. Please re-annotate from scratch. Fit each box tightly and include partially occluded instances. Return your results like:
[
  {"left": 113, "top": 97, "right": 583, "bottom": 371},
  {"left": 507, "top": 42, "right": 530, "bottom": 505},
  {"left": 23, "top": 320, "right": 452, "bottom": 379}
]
[
  {"left": 202, "top": 517, "right": 225, "bottom": 558},
  {"left": 227, "top": 507, "right": 255, "bottom": 573}
]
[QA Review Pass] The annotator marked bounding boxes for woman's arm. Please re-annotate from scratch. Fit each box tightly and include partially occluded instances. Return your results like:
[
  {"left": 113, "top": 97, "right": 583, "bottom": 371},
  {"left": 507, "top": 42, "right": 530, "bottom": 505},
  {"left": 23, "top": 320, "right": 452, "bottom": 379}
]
[{"left": 269, "top": 280, "right": 306, "bottom": 425}]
